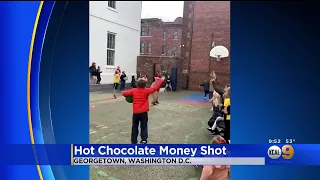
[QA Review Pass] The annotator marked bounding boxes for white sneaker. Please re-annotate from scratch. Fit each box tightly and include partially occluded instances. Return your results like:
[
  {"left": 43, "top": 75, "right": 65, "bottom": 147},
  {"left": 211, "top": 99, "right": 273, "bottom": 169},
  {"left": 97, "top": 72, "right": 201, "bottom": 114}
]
[{"left": 210, "top": 107, "right": 213, "bottom": 111}]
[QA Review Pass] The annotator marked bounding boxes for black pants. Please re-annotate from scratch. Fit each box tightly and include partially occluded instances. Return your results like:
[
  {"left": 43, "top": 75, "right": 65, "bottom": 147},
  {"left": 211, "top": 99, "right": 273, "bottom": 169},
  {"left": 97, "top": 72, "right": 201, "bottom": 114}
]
[
  {"left": 131, "top": 112, "right": 148, "bottom": 144},
  {"left": 209, "top": 91, "right": 214, "bottom": 99},
  {"left": 120, "top": 81, "right": 125, "bottom": 90},
  {"left": 96, "top": 73, "right": 101, "bottom": 83},
  {"left": 204, "top": 90, "right": 209, "bottom": 97},
  {"left": 223, "top": 120, "right": 230, "bottom": 143}
]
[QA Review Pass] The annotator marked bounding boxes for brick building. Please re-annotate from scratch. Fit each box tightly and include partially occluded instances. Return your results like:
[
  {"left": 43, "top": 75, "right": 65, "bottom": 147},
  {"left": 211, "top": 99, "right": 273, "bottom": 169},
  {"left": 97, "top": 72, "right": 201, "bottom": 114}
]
[
  {"left": 180, "top": 1, "right": 230, "bottom": 90},
  {"left": 137, "top": 1, "right": 230, "bottom": 91},
  {"left": 140, "top": 17, "right": 183, "bottom": 57}
]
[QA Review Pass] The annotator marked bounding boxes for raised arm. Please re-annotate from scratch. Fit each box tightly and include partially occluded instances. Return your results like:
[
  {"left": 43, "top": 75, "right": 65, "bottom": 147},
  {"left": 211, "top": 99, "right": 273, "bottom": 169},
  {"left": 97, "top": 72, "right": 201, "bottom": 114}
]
[{"left": 145, "top": 78, "right": 164, "bottom": 94}]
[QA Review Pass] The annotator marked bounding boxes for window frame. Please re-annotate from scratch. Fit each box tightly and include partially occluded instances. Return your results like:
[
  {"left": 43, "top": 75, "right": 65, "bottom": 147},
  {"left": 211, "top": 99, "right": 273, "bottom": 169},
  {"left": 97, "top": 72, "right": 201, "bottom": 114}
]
[
  {"left": 148, "top": 27, "right": 152, "bottom": 36},
  {"left": 162, "top": 31, "right": 167, "bottom": 40},
  {"left": 161, "top": 45, "right": 167, "bottom": 56},
  {"left": 108, "top": 1, "right": 116, "bottom": 9},
  {"left": 141, "top": 27, "right": 145, "bottom": 36},
  {"left": 173, "top": 31, "right": 178, "bottom": 40},
  {"left": 140, "top": 42, "right": 145, "bottom": 54},
  {"left": 141, "top": 26, "right": 151, "bottom": 36},
  {"left": 147, "top": 42, "right": 152, "bottom": 53},
  {"left": 107, "top": 32, "right": 116, "bottom": 67}
]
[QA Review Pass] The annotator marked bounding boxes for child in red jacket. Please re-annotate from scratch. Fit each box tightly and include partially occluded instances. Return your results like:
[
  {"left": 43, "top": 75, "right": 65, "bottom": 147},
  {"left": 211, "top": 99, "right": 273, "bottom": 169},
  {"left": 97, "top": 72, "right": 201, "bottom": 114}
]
[{"left": 122, "top": 77, "right": 164, "bottom": 144}]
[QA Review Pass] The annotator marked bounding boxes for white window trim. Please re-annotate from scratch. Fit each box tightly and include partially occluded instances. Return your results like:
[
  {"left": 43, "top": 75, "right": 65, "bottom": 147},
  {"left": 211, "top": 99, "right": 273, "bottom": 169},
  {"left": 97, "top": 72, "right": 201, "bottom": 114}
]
[
  {"left": 107, "top": 32, "right": 116, "bottom": 68},
  {"left": 107, "top": 7, "right": 118, "bottom": 13}
]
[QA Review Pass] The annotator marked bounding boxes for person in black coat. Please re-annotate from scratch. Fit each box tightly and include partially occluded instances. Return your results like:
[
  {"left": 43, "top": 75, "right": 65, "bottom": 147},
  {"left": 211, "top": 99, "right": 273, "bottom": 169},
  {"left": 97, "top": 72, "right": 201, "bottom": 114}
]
[
  {"left": 96, "top": 66, "right": 102, "bottom": 84},
  {"left": 131, "top": 75, "right": 136, "bottom": 88},
  {"left": 89, "top": 62, "right": 97, "bottom": 84},
  {"left": 120, "top": 71, "right": 127, "bottom": 90}
]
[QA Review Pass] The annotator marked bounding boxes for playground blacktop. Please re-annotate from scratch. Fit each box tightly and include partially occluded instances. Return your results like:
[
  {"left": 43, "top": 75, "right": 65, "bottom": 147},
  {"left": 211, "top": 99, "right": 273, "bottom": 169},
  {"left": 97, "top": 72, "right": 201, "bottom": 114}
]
[{"left": 90, "top": 88, "right": 213, "bottom": 180}]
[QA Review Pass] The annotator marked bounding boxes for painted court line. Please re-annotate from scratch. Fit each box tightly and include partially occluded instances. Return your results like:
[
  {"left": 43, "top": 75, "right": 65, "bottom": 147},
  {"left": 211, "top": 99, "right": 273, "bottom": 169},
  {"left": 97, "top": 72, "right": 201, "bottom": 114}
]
[
  {"left": 97, "top": 170, "right": 108, "bottom": 177},
  {"left": 90, "top": 130, "right": 97, "bottom": 134},
  {"left": 96, "top": 170, "right": 120, "bottom": 180}
]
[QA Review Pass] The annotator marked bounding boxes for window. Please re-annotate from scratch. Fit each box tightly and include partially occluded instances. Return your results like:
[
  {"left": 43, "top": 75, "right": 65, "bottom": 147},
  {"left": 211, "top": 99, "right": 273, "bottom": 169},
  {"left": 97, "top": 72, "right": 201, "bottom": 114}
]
[
  {"left": 172, "top": 50, "right": 176, "bottom": 57},
  {"left": 108, "top": 1, "right": 116, "bottom": 9},
  {"left": 107, "top": 33, "right": 116, "bottom": 66},
  {"left": 161, "top": 46, "right": 167, "bottom": 55},
  {"left": 141, "top": 27, "right": 151, "bottom": 36},
  {"left": 141, "top": 27, "right": 145, "bottom": 36},
  {"left": 173, "top": 32, "right": 178, "bottom": 40},
  {"left": 148, "top": 28, "right": 152, "bottom": 36},
  {"left": 140, "top": 42, "right": 145, "bottom": 53},
  {"left": 147, "top": 42, "right": 152, "bottom": 53},
  {"left": 162, "top": 31, "right": 167, "bottom": 39}
]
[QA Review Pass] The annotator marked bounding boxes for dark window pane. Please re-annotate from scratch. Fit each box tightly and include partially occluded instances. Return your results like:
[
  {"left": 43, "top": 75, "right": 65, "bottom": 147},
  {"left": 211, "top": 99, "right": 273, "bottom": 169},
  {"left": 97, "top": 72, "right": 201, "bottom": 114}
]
[
  {"left": 162, "top": 46, "right": 166, "bottom": 55},
  {"left": 107, "top": 50, "right": 115, "bottom": 65},
  {"left": 108, "top": 1, "right": 116, "bottom": 9},
  {"left": 107, "top": 33, "right": 115, "bottom": 49}
]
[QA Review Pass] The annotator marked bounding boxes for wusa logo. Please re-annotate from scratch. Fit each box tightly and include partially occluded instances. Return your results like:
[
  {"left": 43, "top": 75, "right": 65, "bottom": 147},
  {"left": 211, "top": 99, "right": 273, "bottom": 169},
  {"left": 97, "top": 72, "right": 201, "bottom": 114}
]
[{"left": 267, "top": 145, "right": 294, "bottom": 160}]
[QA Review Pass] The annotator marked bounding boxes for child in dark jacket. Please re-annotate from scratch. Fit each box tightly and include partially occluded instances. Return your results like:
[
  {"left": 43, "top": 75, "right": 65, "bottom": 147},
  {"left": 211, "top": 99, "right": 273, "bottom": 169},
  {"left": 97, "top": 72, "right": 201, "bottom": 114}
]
[
  {"left": 122, "top": 77, "right": 164, "bottom": 144},
  {"left": 200, "top": 80, "right": 210, "bottom": 100},
  {"left": 131, "top": 76, "right": 137, "bottom": 88}
]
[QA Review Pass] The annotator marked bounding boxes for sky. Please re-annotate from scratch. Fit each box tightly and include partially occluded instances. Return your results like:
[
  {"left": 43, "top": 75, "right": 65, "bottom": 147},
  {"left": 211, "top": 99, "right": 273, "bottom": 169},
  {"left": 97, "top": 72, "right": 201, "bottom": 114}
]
[{"left": 141, "top": 1, "right": 184, "bottom": 22}]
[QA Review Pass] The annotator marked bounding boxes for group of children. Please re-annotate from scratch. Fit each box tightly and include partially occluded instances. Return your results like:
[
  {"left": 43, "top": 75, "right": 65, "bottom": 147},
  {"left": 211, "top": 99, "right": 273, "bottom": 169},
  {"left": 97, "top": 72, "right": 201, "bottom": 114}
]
[
  {"left": 113, "top": 66, "right": 139, "bottom": 98},
  {"left": 198, "top": 75, "right": 231, "bottom": 179},
  {"left": 119, "top": 70, "right": 230, "bottom": 179},
  {"left": 200, "top": 75, "right": 231, "bottom": 144}
]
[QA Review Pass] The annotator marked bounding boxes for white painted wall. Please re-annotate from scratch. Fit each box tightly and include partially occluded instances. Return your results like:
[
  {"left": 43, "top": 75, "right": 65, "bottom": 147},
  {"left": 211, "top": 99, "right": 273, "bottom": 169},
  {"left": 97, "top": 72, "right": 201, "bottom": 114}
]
[{"left": 89, "top": 1, "right": 142, "bottom": 84}]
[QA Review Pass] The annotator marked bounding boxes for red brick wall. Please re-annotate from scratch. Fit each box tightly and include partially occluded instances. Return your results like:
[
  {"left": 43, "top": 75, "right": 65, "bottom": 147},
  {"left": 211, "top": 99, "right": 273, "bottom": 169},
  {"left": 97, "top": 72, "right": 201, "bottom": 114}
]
[
  {"left": 140, "top": 19, "right": 183, "bottom": 57},
  {"left": 136, "top": 56, "right": 183, "bottom": 89},
  {"left": 179, "top": 1, "right": 194, "bottom": 90},
  {"left": 181, "top": 1, "right": 230, "bottom": 90},
  {"left": 174, "top": 17, "right": 183, "bottom": 24}
]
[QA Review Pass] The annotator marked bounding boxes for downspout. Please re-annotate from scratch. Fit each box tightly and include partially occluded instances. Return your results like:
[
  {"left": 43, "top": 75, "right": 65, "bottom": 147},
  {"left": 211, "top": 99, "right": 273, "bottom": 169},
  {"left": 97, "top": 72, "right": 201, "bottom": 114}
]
[
  {"left": 186, "top": 1, "right": 195, "bottom": 90},
  {"left": 209, "top": 33, "right": 214, "bottom": 73}
]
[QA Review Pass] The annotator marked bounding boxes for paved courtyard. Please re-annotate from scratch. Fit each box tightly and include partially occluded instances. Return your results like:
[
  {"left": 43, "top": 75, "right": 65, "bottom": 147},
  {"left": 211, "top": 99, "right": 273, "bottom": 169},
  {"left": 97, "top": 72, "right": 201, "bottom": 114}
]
[{"left": 90, "top": 90, "right": 213, "bottom": 180}]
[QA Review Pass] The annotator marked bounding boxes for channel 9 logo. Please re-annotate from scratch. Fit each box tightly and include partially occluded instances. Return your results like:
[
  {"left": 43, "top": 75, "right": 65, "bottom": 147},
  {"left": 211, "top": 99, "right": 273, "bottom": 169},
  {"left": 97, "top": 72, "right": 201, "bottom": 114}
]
[{"left": 268, "top": 145, "right": 294, "bottom": 160}]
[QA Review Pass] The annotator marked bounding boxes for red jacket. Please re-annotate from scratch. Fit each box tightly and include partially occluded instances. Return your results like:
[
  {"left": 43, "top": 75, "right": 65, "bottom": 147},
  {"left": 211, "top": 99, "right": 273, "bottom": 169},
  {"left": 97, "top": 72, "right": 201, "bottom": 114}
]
[
  {"left": 155, "top": 73, "right": 161, "bottom": 78},
  {"left": 122, "top": 79, "right": 164, "bottom": 114}
]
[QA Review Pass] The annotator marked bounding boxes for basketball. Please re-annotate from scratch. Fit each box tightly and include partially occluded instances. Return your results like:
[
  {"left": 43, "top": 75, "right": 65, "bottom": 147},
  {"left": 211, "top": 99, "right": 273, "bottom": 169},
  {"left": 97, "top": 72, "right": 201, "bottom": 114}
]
[{"left": 125, "top": 96, "right": 133, "bottom": 103}]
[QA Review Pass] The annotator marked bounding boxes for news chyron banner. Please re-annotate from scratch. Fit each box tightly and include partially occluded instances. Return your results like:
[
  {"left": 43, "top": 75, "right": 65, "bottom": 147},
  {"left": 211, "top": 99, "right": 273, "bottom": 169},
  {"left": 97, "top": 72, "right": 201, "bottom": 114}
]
[
  {"left": 1, "top": 144, "right": 319, "bottom": 166},
  {"left": 71, "top": 144, "right": 320, "bottom": 166}
]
